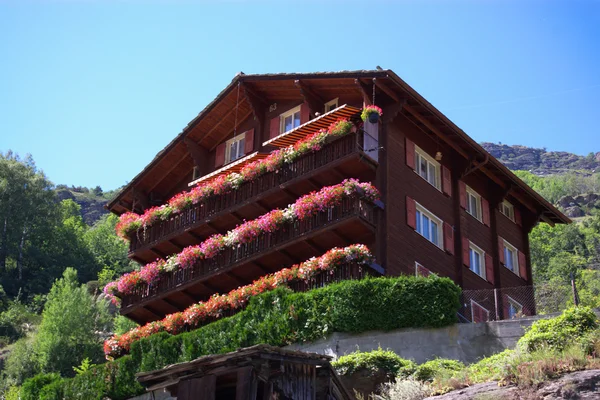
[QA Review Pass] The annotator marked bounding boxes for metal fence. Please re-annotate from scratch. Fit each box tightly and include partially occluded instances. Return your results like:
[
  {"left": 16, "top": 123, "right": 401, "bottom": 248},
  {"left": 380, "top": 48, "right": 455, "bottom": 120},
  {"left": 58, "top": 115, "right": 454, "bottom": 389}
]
[{"left": 459, "top": 281, "right": 578, "bottom": 323}]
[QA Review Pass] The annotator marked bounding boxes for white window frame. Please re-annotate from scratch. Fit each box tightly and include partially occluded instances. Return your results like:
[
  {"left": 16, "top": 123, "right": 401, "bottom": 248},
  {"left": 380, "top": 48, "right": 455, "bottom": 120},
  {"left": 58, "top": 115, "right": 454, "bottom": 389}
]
[
  {"left": 224, "top": 132, "right": 246, "bottom": 164},
  {"left": 470, "top": 299, "right": 490, "bottom": 323},
  {"left": 324, "top": 98, "right": 339, "bottom": 113},
  {"left": 279, "top": 105, "right": 302, "bottom": 134},
  {"left": 414, "top": 145, "right": 441, "bottom": 190},
  {"left": 506, "top": 295, "right": 523, "bottom": 319},
  {"left": 500, "top": 200, "right": 515, "bottom": 222},
  {"left": 503, "top": 239, "right": 519, "bottom": 274},
  {"left": 466, "top": 186, "right": 482, "bottom": 222},
  {"left": 468, "top": 242, "right": 486, "bottom": 280},
  {"left": 415, "top": 203, "right": 443, "bottom": 249}
]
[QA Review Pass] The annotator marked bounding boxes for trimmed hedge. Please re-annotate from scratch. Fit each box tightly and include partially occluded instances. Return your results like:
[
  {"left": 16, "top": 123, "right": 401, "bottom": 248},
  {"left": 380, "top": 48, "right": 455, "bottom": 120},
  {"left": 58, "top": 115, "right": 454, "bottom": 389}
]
[
  {"left": 332, "top": 348, "right": 417, "bottom": 379},
  {"left": 17, "top": 276, "right": 460, "bottom": 400}
]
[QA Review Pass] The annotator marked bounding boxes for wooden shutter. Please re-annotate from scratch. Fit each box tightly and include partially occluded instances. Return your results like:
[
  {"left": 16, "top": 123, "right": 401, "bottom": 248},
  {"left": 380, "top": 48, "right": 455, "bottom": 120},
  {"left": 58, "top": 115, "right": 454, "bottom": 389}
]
[
  {"left": 472, "top": 303, "right": 488, "bottom": 323},
  {"left": 443, "top": 222, "right": 454, "bottom": 254},
  {"left": 514, "top": 207, "right": 522, "bottom": 226},
  {"left": 442, "top": 166, "right": 452, "bottom": 197},
  {"left": 485, "top": 253, "right": 494, "bottom": 284},
  {"left": 405, "top": 138, "right": 415, "bottom": 169},
  {"left": 459, "top": 181, "right": 467, "bottom": 209},
  {"left": 300, "top": 102, "right": 310, "bottom": 124},
  {"left": 518, "top": 251, "right": 527, "bottom": 280},
  {"left": 244, "top": 128, "right": 254, "bottom": 154},
  {"left": 406, "top": 196, "right": 416, "bottom": 229},
  {"left": 498, "top": 236, "right": 505, "bottom": 264},
  {"left": 215, "top": 143, "right": 226, "bottom": 168},
  {"left": 503, "top": 296, "right": 511, "bottom": 320},
  {"left": 269, "top": 116, "right": 280, "bottom": 139},
  {"left": 462, "top": 236, "right": 470, "bottom": 267},
  {"left": 481, "top": 197, "right": 490, "bottom": 226}
]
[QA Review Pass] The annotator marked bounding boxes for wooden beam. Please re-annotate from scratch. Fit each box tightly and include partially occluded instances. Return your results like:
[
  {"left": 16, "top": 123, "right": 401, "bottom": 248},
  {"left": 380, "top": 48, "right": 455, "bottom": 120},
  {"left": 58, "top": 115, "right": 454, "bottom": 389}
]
[
  {"left": 382, "top": 101, "right": 406, "bottom": 124},
  {"left": 186, "top": 231, "right": 202, "bottom": 241},
  {"left": 205, "top": 222, "right": 220, "bottom": 234},
  {"left": 146, "top": 149, "right": 191, "bottom": 194},
  {"left": 306, "top": 178, "right": 321, "bottom": 190},
  {"left": 168, "top": 239, "right": 184, "bottom": 252},
  {"left": 278, "top": 249, "right": 299, "bottom": 264},
  {"left": 294, "top": 80, "right": 324, "bottom": 114},
  {"left": 208, "top": 109, "right": 253, "bottom": 151},
  {"left": 305, "top": 239, "right": 324, "bottom": 253},
  {"left": 180, "top": 289, "right": 199, "bottom": 303},
  {"left": 280, "top": 188, "right": 297, "bottom": 201},
  {"left": 226, "top": 271, "right": 246, "bottom": 286},
  {"left": 130, "top": 187, "right": 150, "bottom": 211},
  {"left": 354, "top": 79, "right": 372, "bottom": 106},
  {"left": 251, "top": 261, "right": 270, "bottom": 274},
  {"left": 242, "top": 83, "right": 266, "bottom": 131},
  {"left": 183, "top": 137, "right": 209, "bottom": 171},
  {"left": 230, "top": 211, "right": 244, "bottom": 224},
  {"left": 330, "top": 228, "right": 352, "bottom": 244},
  {"left": 149, "top": 248, "right": 168, "bottom": 259},
  {"left": 158, "top": 298, "right": 182, "bottom": 313},
  {"left": 142, "top": 305, "right": 163, "bottom": 320},
  {"left": 254, "top": 200, "right": 270, "bottom": 213},
  {"left": 373, "top": 78, "right": 400, "bottom": 102}
]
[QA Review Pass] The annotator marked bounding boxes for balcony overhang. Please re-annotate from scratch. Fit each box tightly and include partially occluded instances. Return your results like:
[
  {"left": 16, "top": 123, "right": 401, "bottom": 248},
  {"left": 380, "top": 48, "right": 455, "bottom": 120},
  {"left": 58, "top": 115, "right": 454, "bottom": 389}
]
[
  {"left": 188, "top": 151, "right": 269, "bottom": 187},
  {"left": 262, "top": 104, "right": 361, "bottom": 148}
]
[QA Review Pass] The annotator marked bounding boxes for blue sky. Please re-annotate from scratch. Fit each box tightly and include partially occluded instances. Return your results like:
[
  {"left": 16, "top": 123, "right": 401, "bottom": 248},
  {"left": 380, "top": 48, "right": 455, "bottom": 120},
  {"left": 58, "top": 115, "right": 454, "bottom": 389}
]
[{"left": 1, "top": 1, "right": 599, "bottom": 191}]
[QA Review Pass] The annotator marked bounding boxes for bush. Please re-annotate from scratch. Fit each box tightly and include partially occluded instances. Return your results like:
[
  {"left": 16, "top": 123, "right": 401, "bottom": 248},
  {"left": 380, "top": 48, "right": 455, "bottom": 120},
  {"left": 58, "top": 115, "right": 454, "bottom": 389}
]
[
  {"left": 374, "top": 379, "right": 431, "bottom": 400},
  {"left": 518, "top": 306, "right": 598, "bottom": 352},
  {"left": 16, "top": 276, "right": 461, "bottom": 400},
  {"left": 413, "top": 359, "right": 465, "bottom": 382},
  {"left": 19, "top": 373, "right": 62, "bottom": 400},
  {"left": 332, "top": 349, "right": 417, "bottom": 379}
]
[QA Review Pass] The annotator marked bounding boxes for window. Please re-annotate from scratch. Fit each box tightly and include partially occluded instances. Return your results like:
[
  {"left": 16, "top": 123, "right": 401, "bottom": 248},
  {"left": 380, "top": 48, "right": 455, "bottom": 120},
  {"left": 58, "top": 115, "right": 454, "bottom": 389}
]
[
  {"left": 415, "top": 146, "right": 441, "bottom": 190},
  {"left": 500, "top": 200, "right": 514, "bottom": 221},
  {"left": 324, "top": 98, "right": 339, "bottom": 113},
  {"left": 415, "top": 262, "right": 432, "bottom": 277},
  {"left": 280, "top": 106, "right": 301, "bottom": 133},
  {"left": 503, "top": 240, "right": 519, "bottom": 273},
  {"left": 471, "top": 300, "right": 490, "bottom": 323},
  {"left": 469, "top": 242, "right": 486, "bottom": 279},
  {"left": 506, "top": 296, "right": 523, "bottom": 319},
  {"left": 415, "top": 204, "right": 443, "bottom": 248},
  {"left": 225, "top": 133, "right": 246, "bottom": 164},
  {"left": 466, "top": 187, "right": 482, "bottom": 221}
]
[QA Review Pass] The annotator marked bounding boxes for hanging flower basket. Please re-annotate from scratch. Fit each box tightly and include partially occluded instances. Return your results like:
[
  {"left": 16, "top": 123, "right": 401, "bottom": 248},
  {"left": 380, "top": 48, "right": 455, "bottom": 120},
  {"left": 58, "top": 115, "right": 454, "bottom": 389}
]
[{"left": 361, "top": 105, "right": 383, "bottom": 123}]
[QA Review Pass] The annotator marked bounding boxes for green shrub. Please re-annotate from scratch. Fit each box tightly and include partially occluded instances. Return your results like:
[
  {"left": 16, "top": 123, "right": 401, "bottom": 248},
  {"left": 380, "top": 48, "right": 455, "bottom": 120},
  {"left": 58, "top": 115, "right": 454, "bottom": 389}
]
[
  {"left": 19, "top": 373, "right": 61, "bottom": 400},
  {"left": 413, "top": 358, "right": 465, "bottom": 382},
  {"left": 332, "top": 348, "right": 417, "bottom": 379},
  {"left": 16, "top": 276, "right": 461, "bottom": 400},
  {"left": 518, "top": 307, "right": 598, "bottom": 352},
  {"left": 467, "top": 349, "right": 518, "bottom": 383}
]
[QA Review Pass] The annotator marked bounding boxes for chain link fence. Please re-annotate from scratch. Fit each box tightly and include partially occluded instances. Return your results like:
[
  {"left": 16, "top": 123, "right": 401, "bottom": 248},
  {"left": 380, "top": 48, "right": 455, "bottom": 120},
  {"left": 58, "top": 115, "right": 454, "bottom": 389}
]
[{"left": 459, "top": 281, "right": 577, "bottom": 323}]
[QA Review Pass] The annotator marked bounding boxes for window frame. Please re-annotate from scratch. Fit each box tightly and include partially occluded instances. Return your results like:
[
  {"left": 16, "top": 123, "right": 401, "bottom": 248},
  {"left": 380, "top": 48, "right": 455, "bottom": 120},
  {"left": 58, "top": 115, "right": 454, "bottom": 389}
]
[
  {"left": 506, "top": 295, "right": 523, "bottom": 319},
  {"left": 468, "top": 241, "right": 486, "bottom": 280},
  {"left": 470, "top": 299, "right": 490, "bottom": 323},
  {"left": 466, "top": 186, "right": 483, "bottom": 222},
  {"left": 415, "top": 261, "right": 432, "bottom": 277},
  {"left": 503, "top": 239, "right": 519, "bottom": 274},
  {"left": 279, "top": 105, "right": 302, "bottom": 134},
  {"left": 414, "top": 203, "right": 444, "bottom": 249},
  {"left": 500, "top": 200, "right": 515, "bottom": 222},
  {"left": 224, "top": 132, "right": 246, "bottom": 165},
  {"left": 324, "top": 98, "right": 339, "bottom": 113},
  {"left": 414, "top": 145, "right": 441, "bottom": 191}
]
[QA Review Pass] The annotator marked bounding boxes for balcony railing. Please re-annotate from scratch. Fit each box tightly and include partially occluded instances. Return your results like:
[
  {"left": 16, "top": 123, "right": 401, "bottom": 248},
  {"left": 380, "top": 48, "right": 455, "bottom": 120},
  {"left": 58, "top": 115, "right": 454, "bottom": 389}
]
[
  {"left": 128, "top": 131, "right": 375, "bottom": 254},
  {"left": 121, "top": 196, "right": 378, "bottom": 310}
]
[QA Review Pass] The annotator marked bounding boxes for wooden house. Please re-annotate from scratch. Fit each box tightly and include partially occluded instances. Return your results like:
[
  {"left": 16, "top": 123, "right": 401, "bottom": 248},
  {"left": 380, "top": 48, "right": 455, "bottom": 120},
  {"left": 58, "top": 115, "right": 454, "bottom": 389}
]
[{"left": 107, "top": 69, "right": 569, "bottom": 324}]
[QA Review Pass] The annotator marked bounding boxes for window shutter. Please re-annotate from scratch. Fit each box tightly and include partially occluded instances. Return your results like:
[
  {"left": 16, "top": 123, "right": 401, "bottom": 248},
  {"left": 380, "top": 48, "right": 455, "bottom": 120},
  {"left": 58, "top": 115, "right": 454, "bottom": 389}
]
[
  {"left": 300, "top": 102, "right": 310, "bottom": 124},
  {"left": 498, "top": 236, "right": 505, "bottom": 264},
  {"left": 269, "top": 116, "right": 280, "bottom": 139},
  {"left": 481, "top": 197, "right": 490, "bottom": 226},
  {"left": 442, "top": 166, "right": 452, "bottom": 197},
  {"left": 244, "top": 129, "right": 254, "bottom": 154},
  {"left": 514, "top": 207, "right": 522, "bottom": 226},
  {"left": 405, "top": 138, "right": 415, "bottom": 169},
  {"left": 443, "top": 222, "right": 454, "bottom": 254},
  {"left": 462, "top": 236, "right": 470, "bottom": 267},
  {"left": 406, "top": 196, "right": 416, "bottom": 229},
  {"left": 215, "top": 143, "right": 226, "bottom": 168},
  {"left": 518, "top": 251, "right": 527, "bottom": 280},
  {"left": 459, "top": 181, "right": 467, "bottom": 209},
  {"left": 485, "top": 254, "right": 494, "bottom": 284}
]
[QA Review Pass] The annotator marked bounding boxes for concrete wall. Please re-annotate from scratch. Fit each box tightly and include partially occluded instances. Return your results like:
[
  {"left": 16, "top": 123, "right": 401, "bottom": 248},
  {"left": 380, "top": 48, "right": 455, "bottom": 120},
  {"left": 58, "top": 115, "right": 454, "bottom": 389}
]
[{"left": 285, "top": 312, "right": 565, "bottom": 364}]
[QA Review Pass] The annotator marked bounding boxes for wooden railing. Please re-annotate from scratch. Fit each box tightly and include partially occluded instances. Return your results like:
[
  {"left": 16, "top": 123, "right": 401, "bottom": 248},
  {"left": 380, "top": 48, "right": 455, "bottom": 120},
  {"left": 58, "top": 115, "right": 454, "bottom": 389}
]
[
  {"left": 128, "top": 131, "right": 372, "bottom": 254},
  {"left": 121, "top": 196, "right": 378, "bottom": 310}
]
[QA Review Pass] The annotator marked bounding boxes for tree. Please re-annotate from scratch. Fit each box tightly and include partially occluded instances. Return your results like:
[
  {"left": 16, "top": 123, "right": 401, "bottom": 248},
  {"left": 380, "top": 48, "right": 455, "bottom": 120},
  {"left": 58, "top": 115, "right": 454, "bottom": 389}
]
[
  {"left": 33, "top": 268, "right": 111, "bottom": 377},
  {"left": 84, "top": 214, "right": 135, "bottom": 279}
]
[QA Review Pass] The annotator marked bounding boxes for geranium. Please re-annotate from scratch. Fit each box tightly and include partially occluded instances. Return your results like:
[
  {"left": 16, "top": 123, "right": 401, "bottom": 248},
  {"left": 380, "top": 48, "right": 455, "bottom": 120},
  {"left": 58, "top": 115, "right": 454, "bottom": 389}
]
[
  {"left": 361, "top": 105, "right": 383, "bottom": 122},
  {"left": 104, "top": 244, "right": 374, "bottom": 359},
  {"left": 116, "top": 118, "right": 358, "bottom": 240}
]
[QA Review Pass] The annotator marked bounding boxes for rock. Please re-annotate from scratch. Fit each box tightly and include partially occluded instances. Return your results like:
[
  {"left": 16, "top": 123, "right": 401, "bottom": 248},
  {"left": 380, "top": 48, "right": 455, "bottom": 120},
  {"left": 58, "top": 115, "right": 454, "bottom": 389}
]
[
  {"left": 338, "top": 368, "right": 393, "bottom": 399},
  {"left": 426, "top": 369, "right": 600, "bottom": 399},
  {"left": 565, "top": 206, "right": 585, "bottom": 218},
  {"left": 558, "top": 195, "right": 575, "bottom": 208}
]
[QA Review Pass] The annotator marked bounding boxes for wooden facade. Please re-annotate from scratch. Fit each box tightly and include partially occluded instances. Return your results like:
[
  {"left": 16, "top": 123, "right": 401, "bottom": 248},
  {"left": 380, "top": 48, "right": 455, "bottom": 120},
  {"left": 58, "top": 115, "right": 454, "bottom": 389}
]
[
  {"left": 136, "top": 345, "right": 352, "bottom": 400},
  {"left": 108, "top": 69, "right": 569, "bottom": 324}
]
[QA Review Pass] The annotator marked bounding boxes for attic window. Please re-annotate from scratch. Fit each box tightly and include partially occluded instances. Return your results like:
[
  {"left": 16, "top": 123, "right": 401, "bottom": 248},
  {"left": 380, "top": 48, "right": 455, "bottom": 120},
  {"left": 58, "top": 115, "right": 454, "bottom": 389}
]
[
  {"left": 500, "top": 201, "right": 515, "bottom": 221},
  {"left": 324, "top": 98, "right": 339, "bottom": 113},
  {"left": 225, "top": 133, "right": 246, "bottom": 164},
  {"left": 280, "top": 106, "right": 301, "bottom": 134}
]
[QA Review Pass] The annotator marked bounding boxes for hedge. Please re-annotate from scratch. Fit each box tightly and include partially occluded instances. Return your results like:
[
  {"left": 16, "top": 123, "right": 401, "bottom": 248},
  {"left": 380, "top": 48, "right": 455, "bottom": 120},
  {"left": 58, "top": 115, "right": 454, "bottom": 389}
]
[{"left": 17, "top": 276, "right": 461, "bottom": 400}]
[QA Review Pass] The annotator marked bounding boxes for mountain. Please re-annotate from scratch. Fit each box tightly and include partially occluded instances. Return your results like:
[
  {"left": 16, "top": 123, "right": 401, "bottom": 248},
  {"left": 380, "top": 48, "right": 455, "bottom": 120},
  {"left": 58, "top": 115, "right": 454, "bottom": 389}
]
[
  {"left": 480, "top": 143, "right": 600, "bottom": 175},
  {"left": 55, "top": 186, "right": 115, "bottom": 225}
]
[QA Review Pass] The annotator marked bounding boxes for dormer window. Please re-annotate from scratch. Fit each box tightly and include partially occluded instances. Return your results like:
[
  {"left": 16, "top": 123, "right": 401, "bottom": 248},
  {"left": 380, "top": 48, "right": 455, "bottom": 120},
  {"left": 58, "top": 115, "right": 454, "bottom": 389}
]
[
  {"left": 500, "top": 200, "right": 514, "bottom": 221},
  {"left": 280, "top": 105, "right": 301, "bottom": 133},
  {"left": 324, "top": 98, "right": 339, "bottom": 113},
  {"left": 225, "top": 132, "right": 246, "bottom": 164}
]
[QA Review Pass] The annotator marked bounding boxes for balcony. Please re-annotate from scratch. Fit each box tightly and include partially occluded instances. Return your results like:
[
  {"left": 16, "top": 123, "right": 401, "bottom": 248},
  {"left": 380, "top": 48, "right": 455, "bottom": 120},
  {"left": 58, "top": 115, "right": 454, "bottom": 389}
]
[
  {"left": 120, "top": 196, "right": 381, "bottom": 324},
  {"left": 128, "top": 131, "right": 378, "bottom": 264}
]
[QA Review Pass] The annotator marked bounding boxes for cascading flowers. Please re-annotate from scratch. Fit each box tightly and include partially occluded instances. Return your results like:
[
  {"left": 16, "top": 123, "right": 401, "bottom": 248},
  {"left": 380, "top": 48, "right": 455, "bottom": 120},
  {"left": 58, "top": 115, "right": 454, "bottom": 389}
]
[
  {"left": 103, "top": 244, "right": 373, "bottom": 359},
  {"left": 103, "top": 179, "right": 380, "bottom": 305},
  {"left": 361, "top": 105, "right": 383, "bottom": 123},
  {"left": 115, "top": 118, "right": 355, "bottom": 240}
]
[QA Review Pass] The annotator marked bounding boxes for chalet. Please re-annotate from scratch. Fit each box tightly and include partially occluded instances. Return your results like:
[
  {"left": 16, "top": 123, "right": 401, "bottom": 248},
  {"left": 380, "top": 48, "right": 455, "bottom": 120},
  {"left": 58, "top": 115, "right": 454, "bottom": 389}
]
[{"left": 107, "top": 69, "right": 569, "bottom": 325}]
